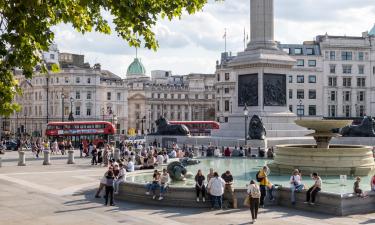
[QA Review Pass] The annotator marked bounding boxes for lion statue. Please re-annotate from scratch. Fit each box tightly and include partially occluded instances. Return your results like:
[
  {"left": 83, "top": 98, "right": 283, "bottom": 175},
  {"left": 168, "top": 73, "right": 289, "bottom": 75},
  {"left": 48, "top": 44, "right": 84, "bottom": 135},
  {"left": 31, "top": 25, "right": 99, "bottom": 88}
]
[
  {"left": 248, "top": 115, "right": 266, "bottom": 140},
  {"left": 167, "top": 161, "right": 187, "bottom": 181},
  {"left": 152, "top": 117, "right": 190, "bottom": 136},
  {"left": 340, "top": 116, "right": 375, "bottom": 137}
]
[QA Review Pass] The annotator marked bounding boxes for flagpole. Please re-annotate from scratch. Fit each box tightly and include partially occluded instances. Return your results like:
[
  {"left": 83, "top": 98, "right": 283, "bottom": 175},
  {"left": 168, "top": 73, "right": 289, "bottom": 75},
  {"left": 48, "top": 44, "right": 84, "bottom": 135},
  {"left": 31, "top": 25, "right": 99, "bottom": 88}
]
[
  {"left": 224, "top": 28, "right": 227, "bottom": 53},
  {"left": 243, "top": 27, "right": 246, "bottom": 51}
]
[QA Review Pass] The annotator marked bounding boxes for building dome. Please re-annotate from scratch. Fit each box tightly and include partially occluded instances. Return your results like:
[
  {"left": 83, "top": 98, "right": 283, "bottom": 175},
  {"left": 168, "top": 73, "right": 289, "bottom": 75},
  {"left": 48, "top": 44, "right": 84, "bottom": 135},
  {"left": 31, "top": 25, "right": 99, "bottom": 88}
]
[
  {"left": 126, "top": 58, "right": 146, "bottom": 77},
  {"left": 369, "top": 23, "right": 375, "bottom": 36}
]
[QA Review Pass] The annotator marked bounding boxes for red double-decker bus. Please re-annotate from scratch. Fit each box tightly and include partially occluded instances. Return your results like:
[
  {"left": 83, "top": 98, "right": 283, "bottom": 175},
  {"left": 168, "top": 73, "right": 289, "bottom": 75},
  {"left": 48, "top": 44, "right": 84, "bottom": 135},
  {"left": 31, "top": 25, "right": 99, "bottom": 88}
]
[
  {"left": 45, "top": 121, "right": 116, "bottom": 147},
  {"left": 169, "top": 121, "right": 220, "bottom": 136}
]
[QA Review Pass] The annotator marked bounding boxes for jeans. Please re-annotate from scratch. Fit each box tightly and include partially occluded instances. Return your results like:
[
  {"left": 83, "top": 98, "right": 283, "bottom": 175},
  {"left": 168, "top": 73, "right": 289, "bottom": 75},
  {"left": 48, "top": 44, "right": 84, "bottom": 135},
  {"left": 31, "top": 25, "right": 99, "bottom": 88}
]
[
  {"left": 114, "top": 179, "right": 125, "bottom": 193},
  {"left": 195, "top": 185, "right": 206, "bottom": 198},
  {"left": 146, "top": 182, "right": 160, "bottom": 195},
  {"left": 250, "top": 197, "right": 260, "bottom": 220},
  {"left": 306, "top": 187, "right": 321, "bottom": 203},
  {"left": 291, "top": 184, "right": 304, "bottom": 203},
  {"left": 211, "top": 195, "right": 222, "bottom": 208},
  {"left": 260, "top": 185, "right": 274, "bottom": 206},
  {"left": 160, "top": 184, "right": 168, "bottom": 196},
  {"left": 105, "top": 186, "right": 114, "bottom": 205}
]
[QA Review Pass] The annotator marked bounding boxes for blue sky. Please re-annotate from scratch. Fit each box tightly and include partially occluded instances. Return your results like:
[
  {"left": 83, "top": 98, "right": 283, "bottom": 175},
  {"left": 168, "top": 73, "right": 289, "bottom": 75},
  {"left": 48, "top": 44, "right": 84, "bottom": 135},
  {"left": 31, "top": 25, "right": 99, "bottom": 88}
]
[{"left": 52, "top": 0, "right": 375, "bottom": 78}]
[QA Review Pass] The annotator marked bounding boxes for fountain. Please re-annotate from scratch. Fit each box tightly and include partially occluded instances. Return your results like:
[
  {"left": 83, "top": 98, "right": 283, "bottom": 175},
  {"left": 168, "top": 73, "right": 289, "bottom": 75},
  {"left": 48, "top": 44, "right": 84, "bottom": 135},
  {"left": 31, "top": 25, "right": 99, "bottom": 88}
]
[{"left": 268, "top": 120, "right": 375, "bottom": 176}]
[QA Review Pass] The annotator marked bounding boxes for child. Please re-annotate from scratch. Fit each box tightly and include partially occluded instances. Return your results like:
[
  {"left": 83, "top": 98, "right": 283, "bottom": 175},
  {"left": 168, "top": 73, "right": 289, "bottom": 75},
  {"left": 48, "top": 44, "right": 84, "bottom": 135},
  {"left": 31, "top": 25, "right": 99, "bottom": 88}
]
[
  {"left": 104, "top": 170, "right": 115, "bottom": 206},
  {"left": 354, "top": 177, "right": 367, "bottom": 198}
]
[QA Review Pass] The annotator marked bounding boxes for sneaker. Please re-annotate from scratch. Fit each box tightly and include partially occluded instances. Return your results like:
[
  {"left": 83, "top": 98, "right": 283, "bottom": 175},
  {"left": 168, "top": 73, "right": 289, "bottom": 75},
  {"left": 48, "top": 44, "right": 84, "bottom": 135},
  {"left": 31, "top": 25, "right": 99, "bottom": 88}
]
[
  {"left": 196, "top": 197, "right": 200, "bottom": 202},
  {"left": 259, "top": 205, "right": 264, "bottom": 208},
  {"left": 254, "top": 219, "right": 257, "bottom": 223},
  {"left": 270, "top": 197, "right": 275, "bottom": 201},
  {"left": 304, "top": 201, "right": 309, "bottom": 204},
  {"left": 114, "top": 192, "right": 119, "bottom": 195},
  {"left": 95, "top": 195, "right": 100, "bottom": 198},
  {"left": 158, "top": 196, "right": 164, "bottom": 200},
  {"left": 310, "top": 202, "right": 315, "bottom": 206},
  {"left": 110, "top": 203, "right": 115, "bottom": 206},
  {"left": 145, "top": 192, "right": 150, "bottom": 195},
  {"left": 152, "top": 195, "right": 156, "bottom": 199},
  {"left": 202, "top": 197, "right": 206, "bottom": 202}
]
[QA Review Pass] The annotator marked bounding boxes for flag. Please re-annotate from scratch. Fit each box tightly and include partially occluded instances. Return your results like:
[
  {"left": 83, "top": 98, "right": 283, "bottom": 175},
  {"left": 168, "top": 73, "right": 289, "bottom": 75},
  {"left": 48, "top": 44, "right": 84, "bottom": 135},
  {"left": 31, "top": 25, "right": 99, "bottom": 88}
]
[{"left": 26, "top": 79, "right": 33, "bottom": 87}]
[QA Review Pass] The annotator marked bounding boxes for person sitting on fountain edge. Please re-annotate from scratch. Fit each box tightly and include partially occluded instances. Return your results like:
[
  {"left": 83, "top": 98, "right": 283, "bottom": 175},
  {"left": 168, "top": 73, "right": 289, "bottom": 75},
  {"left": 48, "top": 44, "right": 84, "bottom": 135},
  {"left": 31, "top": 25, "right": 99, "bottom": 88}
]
[
  {"left": 371, "top": 174, "right": 375, "bottom": 192},
  {"left": 158, "top": 169, "right": 170, "bottom": 200},
  {"left": 304, "top": 172, "right": 322, "bottom": 205},
  {"left": 257, "top": 166, "right": 275, "bottom": 207},
  {"left": 290, "top": 169, "right": 304, "bottom": 205},
  {"left": 145, "top": 170, "right": 161, "bottom": 199}
]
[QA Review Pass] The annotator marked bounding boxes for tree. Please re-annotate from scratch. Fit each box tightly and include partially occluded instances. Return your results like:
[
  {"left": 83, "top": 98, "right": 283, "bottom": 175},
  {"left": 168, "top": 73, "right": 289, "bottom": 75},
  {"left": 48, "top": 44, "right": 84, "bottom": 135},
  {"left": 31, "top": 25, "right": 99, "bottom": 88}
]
[{"left": 0, "top": 0, "right": 212, "bottom": 116}]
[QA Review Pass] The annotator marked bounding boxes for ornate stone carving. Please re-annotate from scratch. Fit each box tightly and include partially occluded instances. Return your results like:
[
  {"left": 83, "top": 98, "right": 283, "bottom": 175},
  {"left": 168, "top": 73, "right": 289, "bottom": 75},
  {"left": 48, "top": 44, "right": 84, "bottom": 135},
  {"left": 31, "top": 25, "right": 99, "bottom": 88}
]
[
  {"left": 167, "top": 161, "right": 187, "bottom": 181},
  {"left": 153, "top": 117, "right": 190, "bottom": 136},
  {"left": 238, "top": 74, "right": 258, "bottom": 106},
  {"left": 263, "top": 74, "right": 286, "bottom": 106},
  {"left": 248, "top": 115, "right": 266, "bottom": 140},
  {"left": 340, "top": 116, "right": 375, "bottom": 137}
]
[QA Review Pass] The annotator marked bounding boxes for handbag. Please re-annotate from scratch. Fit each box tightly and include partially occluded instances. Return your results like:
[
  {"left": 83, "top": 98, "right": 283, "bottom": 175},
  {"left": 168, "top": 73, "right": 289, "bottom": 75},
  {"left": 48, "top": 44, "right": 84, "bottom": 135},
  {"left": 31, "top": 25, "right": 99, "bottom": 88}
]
[{"left": 243, "top": 195, "right": 251, "bottom": 207}]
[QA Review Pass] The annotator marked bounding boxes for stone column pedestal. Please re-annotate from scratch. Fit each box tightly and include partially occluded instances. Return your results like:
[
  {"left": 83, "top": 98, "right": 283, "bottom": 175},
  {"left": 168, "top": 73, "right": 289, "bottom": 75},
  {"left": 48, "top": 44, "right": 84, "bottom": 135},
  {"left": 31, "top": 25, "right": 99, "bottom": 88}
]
[
  {"left": 43, "top": 150, "right": 51, "bottom": 165},
  {"left": 67, "top": 150, "right": 75, "bottom": 164},
  {"left": 18, "top": 151, "right": 26, "bottom": 166},
  {"left": 114, "top": 148, "right": 120, "bottom": 161}
]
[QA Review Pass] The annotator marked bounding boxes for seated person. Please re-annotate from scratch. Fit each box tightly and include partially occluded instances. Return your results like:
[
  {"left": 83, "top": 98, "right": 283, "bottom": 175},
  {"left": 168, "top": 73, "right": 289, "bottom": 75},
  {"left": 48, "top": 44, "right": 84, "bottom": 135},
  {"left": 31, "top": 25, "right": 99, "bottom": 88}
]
[
  {"left": 169, "top": 149, "right": 177, "bottom": 158},
  {"left": 156, "top": 152, "right": 164, "bottom": 165},
  {"left": 214, "top": 147, "right": 221, "bottom": 157},
  {"left": 158, "top": 169, "right": 170, "bottom": 200},
  {"left": 224, "top": 147, "right": 231, "bottom": 157},
  {"left": 145, "top": 170, "right": 161, "bottom": 199},
  {"left": 371, "top": 174, "right": 375, "bottom": 192},
  {"left": 231, "top": 147, "right": 240, "bottom": 157},
  {"left": 239, "top": 147, "right": 245, "bottom": 157},
  {"left": 354, "top": 177, "right": 367, "bottom": 198},
  {"left": 258, "top": 147, "right": 265, "bottom": 157},
  {"left": 163, "top": 151, "right": 169, "bottom": 163},
  {"left": 267, "top": 148, "right": 274, "bottom": 159},
  {"left": 127, "top": 158, "right": 135, "bottom": 172}
]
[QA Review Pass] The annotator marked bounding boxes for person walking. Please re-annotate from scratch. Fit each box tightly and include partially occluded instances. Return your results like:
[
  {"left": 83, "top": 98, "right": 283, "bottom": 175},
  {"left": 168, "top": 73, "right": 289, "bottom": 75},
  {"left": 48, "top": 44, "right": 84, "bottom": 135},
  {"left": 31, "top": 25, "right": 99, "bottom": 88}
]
[
  {"left": 304, "top": 172, "right": 322, "bottom": 205},
  {"left": 79, "top": 141, "right": 84, "bottom": 158},
  {"left": 91, "top": 145, "right": 98, "bottom": 165},
  {"left": 207, "top": 172, "right": 225, "bottom": 209},
  {"left": 247, "top": 180, "right": 261, "bottom": 224},
  {"left": 104, "top": 170, "right": 115, "bottom": 206}
]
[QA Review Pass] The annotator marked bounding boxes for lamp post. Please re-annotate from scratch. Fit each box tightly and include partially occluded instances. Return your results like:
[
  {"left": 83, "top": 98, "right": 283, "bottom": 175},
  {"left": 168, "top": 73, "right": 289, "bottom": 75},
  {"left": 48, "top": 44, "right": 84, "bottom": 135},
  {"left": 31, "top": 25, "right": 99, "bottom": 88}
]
[
  {"left": 61, "top": 93, "right": 65, "bottom": 122},
  {"left": 298, "top": 99, "right": 303, "bottom": 120},
  {"left": 243, "top": 104, "right": 249, "bottom": 146},
  {"left": 141, "top": 116, "right": 146, "bottom": 135},
  {"left": 148, "top": 109, "right": 151, "bottom": 133},
  {"left": 101, "top": 107, "right": 105, "bottom": 121},
  {"left": 68, "top": 97, "right": 74, "bottom": 121},
  {"left": 24, "top": 113, "right": 27, "bottom": 136}
]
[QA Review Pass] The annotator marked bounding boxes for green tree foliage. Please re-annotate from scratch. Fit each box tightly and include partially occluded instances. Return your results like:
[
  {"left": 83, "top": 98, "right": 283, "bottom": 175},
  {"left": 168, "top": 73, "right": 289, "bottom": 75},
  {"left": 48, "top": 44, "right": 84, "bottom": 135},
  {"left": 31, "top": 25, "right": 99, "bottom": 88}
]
[{"left": 0, "top": 0, "right": 211, "bottom": 116}]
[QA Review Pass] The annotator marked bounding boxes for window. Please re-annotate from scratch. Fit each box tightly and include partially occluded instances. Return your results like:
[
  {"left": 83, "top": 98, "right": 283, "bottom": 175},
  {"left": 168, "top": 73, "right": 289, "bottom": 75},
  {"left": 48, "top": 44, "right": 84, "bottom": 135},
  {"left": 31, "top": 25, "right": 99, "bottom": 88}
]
[
  {"left": 164, "top": 94, "right": 167, "bottom": 98},
  {"left": 308, "top": 90, "right": 316, "bottom": 99},
  {"left": 224, "top": 100, "right": 229, "bottom": 112},
  {"left": 107, "top": 92, "right": 111, "bottom": 100},
  {"left": 195, "top": 94, "right": 199, "bottom": 99},
  {"left": 217, "top": 74, "right": 220, "bottom": 81},
  {"left": 289, "top": 105, "right": 293, "bottom": 112},
  {"left": 343, "top": 105, "right": 351, "bottom": 117},
  {"left": 328, "top": 105, "right": 336, "bottom": 117},
  {"left": 117, "top": 93, "right": 121, "bottom": 101},
  {"left": 330, "top": 51, "right": 336, "bottom": 60},
  {"left": 297, "top": 90, "right": 304, "bottom": 99},
  {"left": 342, "top": 65, "right": 352, "bottom": 74},
  {"left": 343, "top": 91, "right": 351, "bottom": 102},
  {"left": 75, "top": 106, "right": 80, "bottom": 116},
  {"left": 56, "top": 77, "right": 59, "bottom": 83},
  {"left": 297, "top": 75, "right": 304, "bottom": 83},
  {"left": 288, "top": 75, "right": 293, "bottom": 83},
  {"left": 225, "top": 73, "right": 230, "bottom": 80},
  {"left": 308, "top": 105, "right": 316, "bottom": 116},
  {"left": 358, "top": 65, "right": 364, "bottom": 74},
  {"left": 341, "top": 51, "right": 352, "bottom": 60},
  {"left": 297, "top": 104, "right": 304, "bottom": 116},
  {"left": 358, "top": 52, "right": 364, "bottom": 61},
  {"left": 358, "top": 91, "right": 365, "bottom": 102},
  {"left": 76, "top": 91, "right": 80, "bottom": 99},
  {"left": 306, "top": 48, "right": 314, "bottom": 55},
  {"left": 328, "top": 77, "right": 337, "bottom": 87},
  {"left": 289, "top": 89, "right": 293, "bottom": 99},
  {"left": 136, "top": 104, "right": 140, "bottom": 109},
  {"left": 65, "top": 77, "right": 69, "bottom": 83},
  {"left": 343, "top": 78, "right": 351, "bottom": 87},
  {"left": 308, "top": 75, "right": 316, "bottom": 83},
  {"left": 330, "top": 64, "right": 336, "bottom": 74},
  {"left": 76, "top": 77, "right": 80, "bottom": 83},
  {"left": 283, "top": 48, "right": 290, "bottom": 54},
  {"left": 224, "top": 117, "right": 229, "bottom": 123},
  {"left": 157, "top": 93, "right": 160, "bottom": 99},
  {"left": 87, "top": 78, "right": 91, "bottom": 84},
  {"left": 359, "top": 105, "right": 365, "bottom": 117},
  {"left": 308, "top": 60, "right": 316, "bottom": 67},
  {"left": 330, "top": 91, "right": 337, "bottom": 101},
  {"left": 50, "top": 54, "right": 55, "bottom": 59},
  {"left": 178, "top": 94, "right": 181, "bottom": 99},
  {"left": 224, "top": 88, "right": 229, "bottom": 94},
  {"left": 294, "top": 48, "right": 302, "bottom": 55},
  {"left": 86, "top": 108, "right": 91, "bottom": 116},
  {"left": 357, "top": 78, "right": 365, "bottom": 87},
  {"left": 296, "top": 59, "right": 304, "bottom": 66}
]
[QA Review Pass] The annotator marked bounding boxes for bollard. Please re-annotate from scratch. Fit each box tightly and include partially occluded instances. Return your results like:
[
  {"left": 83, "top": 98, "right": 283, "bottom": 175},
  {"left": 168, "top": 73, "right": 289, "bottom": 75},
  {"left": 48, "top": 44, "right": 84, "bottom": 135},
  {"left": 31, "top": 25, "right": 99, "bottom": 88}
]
[
  {"left": 18, "top": 151, "right": 26, "bottom": 166},
  {"left": 67, "top": 150, "right": 75, "bottom": 164},
  {"left": 114, "top": 148, "right": 120, "bottom": 161},
  {"left": 43, "top": 150, "right": 51, "bottom": 165}
]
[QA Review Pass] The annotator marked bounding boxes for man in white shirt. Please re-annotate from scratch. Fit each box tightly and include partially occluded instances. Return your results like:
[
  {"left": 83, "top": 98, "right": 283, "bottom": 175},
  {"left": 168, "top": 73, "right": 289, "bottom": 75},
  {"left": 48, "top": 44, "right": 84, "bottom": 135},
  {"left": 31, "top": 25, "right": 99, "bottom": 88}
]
[
  {"left": 207, "top": 172, "right": 226, "bottom": 209},
  {"left": 127, "top": 158, "right": 135, "bottom": 172},
  {"left": 156, "top": 152, "right": 164, "bottom": 165},
  {"left": 169, "top": 149, "right": 177, "bottom": 158},
  {"left": 114, "top": 163, "right": 126, "bottom": 194}
]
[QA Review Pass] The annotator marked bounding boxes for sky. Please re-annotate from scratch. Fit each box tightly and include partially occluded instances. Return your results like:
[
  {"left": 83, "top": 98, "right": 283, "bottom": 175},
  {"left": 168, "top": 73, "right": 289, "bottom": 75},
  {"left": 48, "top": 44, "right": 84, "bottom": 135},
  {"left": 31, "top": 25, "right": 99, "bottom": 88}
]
[{"left": 52, "top": 0, "right": 375, "bottom": 78}]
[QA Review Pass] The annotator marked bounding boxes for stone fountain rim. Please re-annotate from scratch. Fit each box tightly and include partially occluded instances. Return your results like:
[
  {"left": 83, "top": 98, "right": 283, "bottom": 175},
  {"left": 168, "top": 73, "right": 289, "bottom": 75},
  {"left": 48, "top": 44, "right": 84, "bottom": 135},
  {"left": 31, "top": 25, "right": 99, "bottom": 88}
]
[{"left": 275, "top": 144, "right": 372, "bottom": 149}]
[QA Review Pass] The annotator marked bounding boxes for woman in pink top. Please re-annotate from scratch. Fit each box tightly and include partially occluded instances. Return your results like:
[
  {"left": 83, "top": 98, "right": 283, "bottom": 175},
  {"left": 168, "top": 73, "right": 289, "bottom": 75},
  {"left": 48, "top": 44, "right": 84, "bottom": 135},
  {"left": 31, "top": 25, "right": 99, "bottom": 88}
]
[{"left": 371, "top": 175, "right": 375, "bottom": 191}]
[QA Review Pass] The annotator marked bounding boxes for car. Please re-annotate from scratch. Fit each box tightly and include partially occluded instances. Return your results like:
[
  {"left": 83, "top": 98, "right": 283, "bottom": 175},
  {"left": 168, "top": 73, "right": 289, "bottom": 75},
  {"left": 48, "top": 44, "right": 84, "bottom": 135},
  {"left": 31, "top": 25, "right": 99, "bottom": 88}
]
[{"left": 5, "top": 141, "right": 18, "bottom": 151}]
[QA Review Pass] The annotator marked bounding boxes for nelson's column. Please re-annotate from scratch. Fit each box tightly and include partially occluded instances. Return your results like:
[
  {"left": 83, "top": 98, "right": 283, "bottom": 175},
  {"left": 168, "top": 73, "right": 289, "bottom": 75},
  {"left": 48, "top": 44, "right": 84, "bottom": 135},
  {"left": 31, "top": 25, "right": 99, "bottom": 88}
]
[{"left": 212, "top": 0, "right": 309, "bottom": 145}]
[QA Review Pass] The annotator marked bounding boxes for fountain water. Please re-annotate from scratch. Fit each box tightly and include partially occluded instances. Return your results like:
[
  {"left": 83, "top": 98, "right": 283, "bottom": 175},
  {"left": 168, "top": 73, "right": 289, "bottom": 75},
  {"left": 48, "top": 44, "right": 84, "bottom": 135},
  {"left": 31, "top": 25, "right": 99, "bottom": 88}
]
[{"left": 268, "top": 120, "right": 375, "bottom": 176}]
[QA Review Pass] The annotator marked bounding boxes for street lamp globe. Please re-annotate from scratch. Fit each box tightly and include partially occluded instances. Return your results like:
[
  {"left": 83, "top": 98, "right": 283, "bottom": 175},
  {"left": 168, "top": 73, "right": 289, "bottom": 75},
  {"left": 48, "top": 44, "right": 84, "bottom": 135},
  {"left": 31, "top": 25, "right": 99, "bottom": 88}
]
[
  {"left": 70, "top": 97, "right": 74, "bottom": 103},
  {"left": 113, "top": 115, "right": 118, "bottom": 125},
  {"left": 243, "top": 104, "right": 249, "bottom": 116}
]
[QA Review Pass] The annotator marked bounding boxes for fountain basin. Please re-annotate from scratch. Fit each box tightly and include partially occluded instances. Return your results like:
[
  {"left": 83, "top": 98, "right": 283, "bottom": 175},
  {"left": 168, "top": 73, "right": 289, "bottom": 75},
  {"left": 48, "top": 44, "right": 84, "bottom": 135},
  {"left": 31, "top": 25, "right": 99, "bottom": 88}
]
[
  {"left": 294, "top": 120, "right": 352, "bottom": 132},
  {"left": 268, "top": 144, "right": 375, "bottom": 176}
]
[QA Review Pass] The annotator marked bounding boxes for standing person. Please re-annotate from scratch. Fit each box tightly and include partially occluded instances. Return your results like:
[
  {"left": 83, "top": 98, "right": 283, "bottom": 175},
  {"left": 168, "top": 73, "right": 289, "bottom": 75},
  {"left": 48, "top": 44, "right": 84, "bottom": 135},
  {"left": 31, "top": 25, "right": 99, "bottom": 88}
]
[
  {"left": 97, "top": 148, "right": 103, "bottom": 165},
  {"left": 290, "top": 169, "right": 304, "bottom": 205},
  {"left": 371, "top": 174, "right": 375, "bottom": 191},
  {"left": 304, "top": 172, "right": 322, "bottom": 205},
  {"left": 91, "top": 145, "right": 98, "bottom": 165},
  {"left": 221, "top": 170, "right": 235, "bottom": 208},
  {"left": 158, "top": 169, "right": 170, "bottom": 200},
  {"left": 195, "top": 169, "right": 206, "bottom": 202},
  {"left": 114, "top": 163, "right": 126, "bottom": 194},
  {"left": 247, "top": 180, "right": 261, "bottom": 224},
  {"left": 257, "top": 166, "right": 275, "bottom": 207},
  {"left": 79, "top": 141, "right": 84, "bottom": 158},
  {"left": 95, "top": 167, "right": 113, "bottom": 198},
  {"left": 104, "top": 170, "right": 115, "bottom": 206},
  {"left": 207, "top": 172, "right": 225, "bottom": 210}
]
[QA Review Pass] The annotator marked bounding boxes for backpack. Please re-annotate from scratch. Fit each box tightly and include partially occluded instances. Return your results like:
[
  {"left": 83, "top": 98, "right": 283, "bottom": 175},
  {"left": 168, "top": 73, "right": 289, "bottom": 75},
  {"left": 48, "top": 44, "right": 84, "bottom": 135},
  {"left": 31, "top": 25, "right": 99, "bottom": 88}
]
[
  {"left": 256, "top": 171, "right": 263, "bottom": 182},
  {"left": 250, "top": 185, "right": 261, "bottom": 198}
]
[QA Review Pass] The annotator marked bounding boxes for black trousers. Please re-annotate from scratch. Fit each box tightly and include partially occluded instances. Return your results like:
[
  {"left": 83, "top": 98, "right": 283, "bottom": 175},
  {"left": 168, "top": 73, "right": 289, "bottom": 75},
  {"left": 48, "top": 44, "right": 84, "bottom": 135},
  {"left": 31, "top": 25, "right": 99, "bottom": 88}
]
[
  {"left": 306, "top": 187, "right": 321, "bottom": 203},
  {"left": 260, "top": 185, "right": 266, "bottom": 206},
  {"left": 195, "top": 185, "right": 206, "bottom": 198},
  {"left": 105, "top": 186, "right": 114, "bottom": 205},
  {"left": 91, "top": 155, "right": 97, "bottom": 165},
  {"left": 250, "top": 197, "right": 260, "bottom": 220}
]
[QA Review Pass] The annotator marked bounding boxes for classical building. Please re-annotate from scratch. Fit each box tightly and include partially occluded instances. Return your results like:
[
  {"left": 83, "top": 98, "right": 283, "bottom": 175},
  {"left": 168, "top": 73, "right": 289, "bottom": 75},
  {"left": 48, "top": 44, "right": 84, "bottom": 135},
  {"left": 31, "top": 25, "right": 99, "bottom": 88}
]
[{"left": 6, "top": 50, "right": 128, "bottom": 137}]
